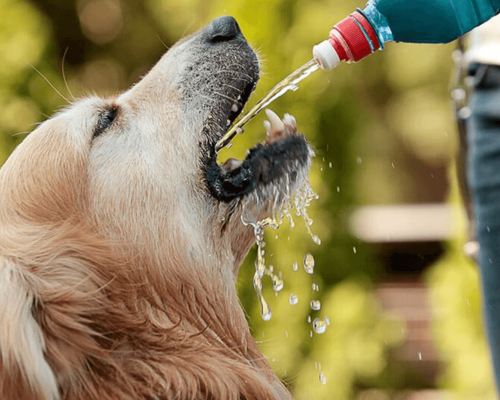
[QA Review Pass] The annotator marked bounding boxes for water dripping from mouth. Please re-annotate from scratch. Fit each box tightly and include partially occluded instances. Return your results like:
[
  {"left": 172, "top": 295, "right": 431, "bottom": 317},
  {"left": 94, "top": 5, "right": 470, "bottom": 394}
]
[
  {"left": 244, "top": 216, "right": 280, "bottom": 321},
  {"left": 290, "top": 182, "right": 321, "bottom": 245},
  {"left": 244, "top": 180, "right": 321, "bottom": 321}
]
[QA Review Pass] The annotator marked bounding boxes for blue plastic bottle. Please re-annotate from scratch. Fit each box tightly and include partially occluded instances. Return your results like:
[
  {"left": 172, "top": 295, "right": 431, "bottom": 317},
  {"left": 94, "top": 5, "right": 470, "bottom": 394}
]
[{"left": 313, "top": 0, "right": 500, "bottom": 70}]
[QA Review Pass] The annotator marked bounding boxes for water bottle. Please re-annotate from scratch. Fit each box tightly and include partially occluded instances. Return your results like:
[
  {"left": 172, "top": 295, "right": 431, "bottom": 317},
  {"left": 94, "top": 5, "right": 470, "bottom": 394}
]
[{"left": 313, "top": 0, "right": 500, "bottom": 70}]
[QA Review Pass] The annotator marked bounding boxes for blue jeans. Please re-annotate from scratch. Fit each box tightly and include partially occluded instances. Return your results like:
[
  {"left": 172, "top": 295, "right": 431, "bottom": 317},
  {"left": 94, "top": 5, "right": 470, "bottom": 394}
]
[{"left": 468, "top": 63, "right": 500, "bottom": 391}]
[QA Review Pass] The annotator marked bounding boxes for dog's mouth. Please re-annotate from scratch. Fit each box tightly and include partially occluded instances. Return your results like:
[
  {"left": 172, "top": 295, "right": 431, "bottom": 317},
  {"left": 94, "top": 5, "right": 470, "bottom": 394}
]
[
  {"left": 204, "top": 72, "right": 311, "bottom": 204},
  {"left": 178, "top": 16, "right": 311, "bottom": 204}
]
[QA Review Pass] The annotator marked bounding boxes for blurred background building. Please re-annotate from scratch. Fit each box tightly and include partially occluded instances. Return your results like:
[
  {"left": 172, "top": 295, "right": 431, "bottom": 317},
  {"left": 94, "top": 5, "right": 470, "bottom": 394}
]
[{"left": 0, "top": 0, "right": 495, "bottom": 398}]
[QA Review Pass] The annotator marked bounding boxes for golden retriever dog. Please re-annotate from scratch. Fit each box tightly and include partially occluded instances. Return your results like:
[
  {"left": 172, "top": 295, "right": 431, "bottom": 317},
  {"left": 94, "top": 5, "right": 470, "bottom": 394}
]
[{"left": 0, "top": 16, "right": 311, "bottom": 400}]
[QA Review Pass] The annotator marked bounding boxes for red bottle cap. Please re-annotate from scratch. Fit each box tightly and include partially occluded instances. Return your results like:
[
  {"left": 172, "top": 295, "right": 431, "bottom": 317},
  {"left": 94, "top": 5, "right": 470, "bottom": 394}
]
[{"left": 328, "top": 11, "right": 380, "bottom": 63}]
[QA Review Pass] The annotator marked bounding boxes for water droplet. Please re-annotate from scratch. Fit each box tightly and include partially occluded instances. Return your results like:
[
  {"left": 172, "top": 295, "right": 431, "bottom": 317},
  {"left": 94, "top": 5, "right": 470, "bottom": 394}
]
[
  {"left": 253, "top": 272, "right": 272, "bottom": 321},
  {"left": 253, "top": 272, "right": 263, "bottom": 290},
  {"left": 307, "top": 316, "right": 312, "bottom": 323},
  {"left": 292, "top": 262, "right": 298, "bottom": 272},
  {"left": 282, "top": 207, "right": 295, "bottom": 228},
  {"left": 418, "top": 352, "right": 423, "bottom": 361},
  {"left": 353, "top": 246, "right": 357, "bottom": 254},
  {"left": 304, "top": 253, "right": 315, "bottom": 274},
  {"left": 329, "top": 162, "right": 332, "bottom": 168},
  {"left": 452, "top": 87, "right": 466, "bottom": 101},
  {"left": 458, "top": 106, "right": 472, "bottom": 119},
  {"left": 261, "top": 307, "right": 272, "bottom": 321},
  {"left": 313, "top": 318, "right": 327, "bottom": 334},
  {"left": 311, "top": 235, "right": 321, "bottom": 245},
  {"left": 289, "top": 293, "right": 299, "bottom": 305},
  {"left": 272, "top": 274, "right": 284, "bottom": 292},
  {"left": 312, "top": 283, "right": 319, "bottom": 292},
  {"left": 337, "top": 186, "right": 340, "bottom": 193},
  {"left": 319, "top": 372, "right": 327, "bottom": 384},
  {"left": 356, "top": 156, "right": 363, "bottom": 164},
  {"left": 310, "top": 300, "right": 321, "bottom": 311}
]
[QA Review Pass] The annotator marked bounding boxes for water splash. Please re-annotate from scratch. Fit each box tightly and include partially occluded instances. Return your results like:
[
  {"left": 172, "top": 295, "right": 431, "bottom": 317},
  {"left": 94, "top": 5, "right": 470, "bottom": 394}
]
[
  {"left": 215, "top": 59, "right": 320, "bottom": 151},
  {"left": 244, "top": 216, "right": 282, "bottom": 321},
  {"left": 291, "top": 182, "right": 321, "bottom": 245},
  {"left": 245, "top": 180, "right": 320, "bottom": 320}
]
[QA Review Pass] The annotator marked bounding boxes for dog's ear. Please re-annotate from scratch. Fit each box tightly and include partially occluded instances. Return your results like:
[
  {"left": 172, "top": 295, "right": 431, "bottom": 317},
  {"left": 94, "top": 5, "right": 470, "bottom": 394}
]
[{"left": 0, "top": 256, "right": 59, "bottom": 400}]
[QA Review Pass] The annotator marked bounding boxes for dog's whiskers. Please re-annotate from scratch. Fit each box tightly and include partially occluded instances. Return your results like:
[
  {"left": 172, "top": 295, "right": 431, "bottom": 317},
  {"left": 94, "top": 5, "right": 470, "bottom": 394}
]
[
  {"left": 62, "top": 47, "right": 76, "bottom": 101},
  {"left": 28, "top": 63, "right": 71, "bottom": 105}
]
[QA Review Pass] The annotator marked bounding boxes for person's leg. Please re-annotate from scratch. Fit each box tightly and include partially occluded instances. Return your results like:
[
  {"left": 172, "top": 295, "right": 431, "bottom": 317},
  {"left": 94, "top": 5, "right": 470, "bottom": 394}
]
[{"left": 467, "top": 63, "right": 500, "bottom": 390}]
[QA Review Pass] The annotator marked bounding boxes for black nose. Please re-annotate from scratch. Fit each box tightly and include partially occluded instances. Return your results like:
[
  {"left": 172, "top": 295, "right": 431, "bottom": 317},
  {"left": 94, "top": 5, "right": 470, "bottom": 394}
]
[{"left": 206, "top": 16, "right": 241, "bottom": 42}]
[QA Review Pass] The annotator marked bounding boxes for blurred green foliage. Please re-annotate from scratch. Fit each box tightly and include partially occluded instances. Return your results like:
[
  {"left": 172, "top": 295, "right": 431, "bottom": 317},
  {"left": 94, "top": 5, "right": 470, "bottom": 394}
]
[{"left": 0, "top": 0, "right": 496, "bottom": 398}]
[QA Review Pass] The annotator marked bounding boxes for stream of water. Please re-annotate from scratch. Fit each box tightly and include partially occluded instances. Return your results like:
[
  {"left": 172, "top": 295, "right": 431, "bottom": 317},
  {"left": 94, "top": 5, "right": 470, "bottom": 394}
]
[{"left": 215, "top": 59, "right": 320, "bottom": 152}]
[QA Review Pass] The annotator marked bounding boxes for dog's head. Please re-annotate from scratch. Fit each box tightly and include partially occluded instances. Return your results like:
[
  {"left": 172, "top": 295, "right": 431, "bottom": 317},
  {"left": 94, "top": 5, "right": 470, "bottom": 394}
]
[
  {"left": 0, "top": 16, "right": 310, "bottom": 400},
  {"left": 1, "top": 15, "right": 311, "bottom": 278}
]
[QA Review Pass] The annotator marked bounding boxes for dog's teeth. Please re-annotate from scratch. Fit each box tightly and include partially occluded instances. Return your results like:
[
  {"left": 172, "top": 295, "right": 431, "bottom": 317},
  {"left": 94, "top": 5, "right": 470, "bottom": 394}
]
[
  {"left": 231, "top": 104, "right": 239, "bottom": 113},
  {"left": 282, "top": 113, "right": 298, "bottom": 136},
  {"left": 264, "top": 120, "right": 271, "bottom": 135},
  {"left": 283, "top": 113, "right": 297, "bottom": 128},
  {"left": 222, "top": 157, "right": 243, "bottom": 171},
  {"left": 265, "top": 109, "right": 285, "bottom": 135},
  {"left": 264, "top": 110, "right": 299, "bottom": 145}
]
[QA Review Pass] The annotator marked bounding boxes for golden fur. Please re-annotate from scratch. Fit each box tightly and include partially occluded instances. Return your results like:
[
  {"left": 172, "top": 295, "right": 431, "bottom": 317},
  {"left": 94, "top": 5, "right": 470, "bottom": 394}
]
[{"left": 0, "top": 16, "right": 310, "bottom": 400}]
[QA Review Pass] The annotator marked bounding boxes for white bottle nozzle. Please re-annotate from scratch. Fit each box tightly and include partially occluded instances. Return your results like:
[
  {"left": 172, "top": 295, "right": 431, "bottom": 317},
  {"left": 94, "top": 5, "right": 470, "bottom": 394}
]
[{"left": 313, "top": 40, "right": 341, "bottom": 71}]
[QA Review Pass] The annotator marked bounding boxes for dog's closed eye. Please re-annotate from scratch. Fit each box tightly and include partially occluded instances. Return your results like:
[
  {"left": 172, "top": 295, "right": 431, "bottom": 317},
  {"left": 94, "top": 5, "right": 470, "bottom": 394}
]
[{"left": 93, "top": 106, "right": 118, "bottom": 139}]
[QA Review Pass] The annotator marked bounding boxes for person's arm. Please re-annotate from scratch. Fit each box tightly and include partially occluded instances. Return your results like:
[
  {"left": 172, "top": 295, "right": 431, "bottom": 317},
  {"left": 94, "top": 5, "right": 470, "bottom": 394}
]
[
  {"left": 374, "top": 0, "right": 500, "bottom": 43},
  {"left": 314, "top": 0, "right": 500, "bottom": 70}
]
